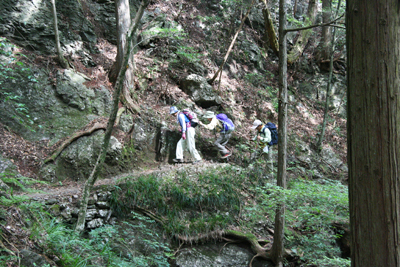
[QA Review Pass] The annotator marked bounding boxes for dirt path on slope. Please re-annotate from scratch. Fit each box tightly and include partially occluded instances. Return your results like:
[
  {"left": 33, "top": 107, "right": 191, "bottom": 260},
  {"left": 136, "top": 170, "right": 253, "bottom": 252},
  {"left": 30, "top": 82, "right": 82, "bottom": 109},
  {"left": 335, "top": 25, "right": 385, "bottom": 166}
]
[{"left": 14, "top": 161, "right": 220, "bottom": 201}]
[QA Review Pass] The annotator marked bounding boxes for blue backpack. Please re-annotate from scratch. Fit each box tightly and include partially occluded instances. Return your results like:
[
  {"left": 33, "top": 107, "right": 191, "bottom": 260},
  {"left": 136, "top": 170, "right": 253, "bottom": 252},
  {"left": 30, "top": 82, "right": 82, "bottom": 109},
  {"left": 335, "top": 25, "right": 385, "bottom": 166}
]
[
  {"left": 262, "top": 122, "right": 278, "bottom": 146},
  {"left": 216, "top": 114, "right": 235, "bottom": 132}
]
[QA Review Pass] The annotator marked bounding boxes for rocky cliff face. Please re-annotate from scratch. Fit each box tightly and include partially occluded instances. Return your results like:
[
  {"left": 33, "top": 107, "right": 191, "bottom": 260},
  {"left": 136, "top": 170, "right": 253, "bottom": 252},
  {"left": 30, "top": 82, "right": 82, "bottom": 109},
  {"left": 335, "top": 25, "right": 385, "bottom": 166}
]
[{"left": 0, "top": 0, "right": 347, "bottom": 182}]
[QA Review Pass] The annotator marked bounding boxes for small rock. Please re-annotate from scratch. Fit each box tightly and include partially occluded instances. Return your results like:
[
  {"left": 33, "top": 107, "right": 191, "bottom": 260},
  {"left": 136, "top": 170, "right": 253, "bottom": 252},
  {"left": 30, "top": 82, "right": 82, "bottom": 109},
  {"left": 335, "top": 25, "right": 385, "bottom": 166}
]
[
  {"left": 46, "top": 199, "right": 57, "bottom": 205},
  {"left": 85, "top": 209, "right": 98, "bottom": 220},
  {"left": 86, "top": 218, "right": 103, "bottom": 229},
  {"left": 98, "top": 209, "right": 109, "bottom": 218}
]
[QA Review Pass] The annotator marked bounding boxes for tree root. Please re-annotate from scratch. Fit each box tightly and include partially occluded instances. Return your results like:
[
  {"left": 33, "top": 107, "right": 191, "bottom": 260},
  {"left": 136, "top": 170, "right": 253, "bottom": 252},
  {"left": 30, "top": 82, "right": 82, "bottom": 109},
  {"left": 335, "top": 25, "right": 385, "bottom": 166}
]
[
  {"left": 176, "top": 230, "right": 226, "bottom": 245},
  {"left": 132, "top": 206, "right": 295, "bottom": 266},
  {"left": 121, "top": 87, "right": 140, "bottom": 114},
  {"left": 0, "top": 237, "right": 16, "bottom": 256},
  {"left": 44, "top": 121, "right": 107, "bottom": 163},
  {"left": 114, "top": 107, "right": 126, "bottom": 128}
]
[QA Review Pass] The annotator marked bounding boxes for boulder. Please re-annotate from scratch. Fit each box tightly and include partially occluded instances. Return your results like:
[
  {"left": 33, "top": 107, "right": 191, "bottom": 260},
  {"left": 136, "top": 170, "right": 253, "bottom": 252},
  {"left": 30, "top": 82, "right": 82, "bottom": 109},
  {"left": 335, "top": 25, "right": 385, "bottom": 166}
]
[
  {"left": 180, "top": 74, "right": 222, "bottom": 107},
  {"left": 20, "top": 249, "right": 50, "bottom": 267}
]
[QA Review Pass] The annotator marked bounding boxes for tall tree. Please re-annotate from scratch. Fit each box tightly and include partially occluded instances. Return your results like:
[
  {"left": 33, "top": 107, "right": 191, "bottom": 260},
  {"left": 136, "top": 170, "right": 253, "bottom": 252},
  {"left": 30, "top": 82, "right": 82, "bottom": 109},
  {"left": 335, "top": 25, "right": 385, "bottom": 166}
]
[
  {"left": 316, "top": 0, "right": 332, "bottom": 62},
  {"left": 269, "top": 0, "right": 288, "bottom": 265},
  {"left": 50, "top": 0, "right": 68, "bottom": 69},
  {"left": 347, "top": 0, "right": 400, "bottom": 265},
  {"left": 114, "top": 0, "right": 131, "bottom": 74},
  {"left": 75, "top": 0, "right": 150, "bottom": 233},
  {"left": 287, "top": 0, "right": 318, "bottom": 64},
  {"left": 109, "top": 0, "right": 139, "bottom": 113},
  {"left": 315, "top": 0, "right": 342, "bottom": 150},
  {"left": 259, "top": 0, "right": 279, "bottom": 56}
]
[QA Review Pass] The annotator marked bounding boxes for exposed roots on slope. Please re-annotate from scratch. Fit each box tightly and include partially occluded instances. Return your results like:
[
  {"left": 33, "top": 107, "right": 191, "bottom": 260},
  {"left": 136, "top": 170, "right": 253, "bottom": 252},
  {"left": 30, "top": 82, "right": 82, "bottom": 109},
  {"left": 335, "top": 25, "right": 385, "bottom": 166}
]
[{"left": 133, "top": 205, "right": 294, "bottom": 267}]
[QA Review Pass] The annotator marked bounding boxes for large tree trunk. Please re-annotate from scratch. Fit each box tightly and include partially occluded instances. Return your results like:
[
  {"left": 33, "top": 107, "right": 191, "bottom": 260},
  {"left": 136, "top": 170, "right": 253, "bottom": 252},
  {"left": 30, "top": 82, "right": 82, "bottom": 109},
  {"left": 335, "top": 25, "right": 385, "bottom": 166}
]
[
  {"left": 109, "top": 0, "right": 140, "bottom": 113},
  {"left": 75, "top": 0, "right": 150, "bottom": 233},
  {"left": 50, "top": 0, "right": 68, "bottom": 69},
  {"left": 315, "top": 0, "right": 332, "bottom": 62},
  {"left": 269, "top": 0, "right": 288, "bottom": 265},
  {"left": 347, "top": 0, "right": 400, "bottom": 265},
  {"left": 115, "top": 0, "right": 131, "bottom": 73},
  {"left": 259, "top": 0, "right": 279, "bottom": 56},
  {"left": 287, "top": 0, "right": 318, "bottom": 65}
]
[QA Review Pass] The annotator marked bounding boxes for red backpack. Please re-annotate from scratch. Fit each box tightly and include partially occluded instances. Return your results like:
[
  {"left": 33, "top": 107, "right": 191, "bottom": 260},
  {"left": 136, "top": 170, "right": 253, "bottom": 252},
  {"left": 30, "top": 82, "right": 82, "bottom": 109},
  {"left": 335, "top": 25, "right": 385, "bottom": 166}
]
[{"left": 181, "top": 109, "right": 199, "bottom": 127}]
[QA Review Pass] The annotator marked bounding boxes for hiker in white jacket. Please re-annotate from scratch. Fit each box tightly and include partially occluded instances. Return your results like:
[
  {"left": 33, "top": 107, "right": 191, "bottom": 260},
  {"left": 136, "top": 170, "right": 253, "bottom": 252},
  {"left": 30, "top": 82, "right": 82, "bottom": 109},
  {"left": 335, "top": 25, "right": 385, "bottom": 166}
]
[
  {"left": 251, "top": 119, "right": 271, "bottom": 154},
  {"left": 251, "top": 119, "right": 274, "bottom": 173},
  {"left": 170, "top": 106, "right": 202, "bottom": 164},
  {"left": 199, "top": 111, "right": 234, "bottom": 158}
]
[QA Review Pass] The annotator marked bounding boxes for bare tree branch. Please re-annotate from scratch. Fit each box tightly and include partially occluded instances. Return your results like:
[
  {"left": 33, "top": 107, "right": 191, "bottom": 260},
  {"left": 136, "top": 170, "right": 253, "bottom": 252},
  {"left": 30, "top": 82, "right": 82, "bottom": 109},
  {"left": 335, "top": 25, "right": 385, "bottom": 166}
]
[{"left": 285, "top": 14, "right": 344, "bottom": 33}]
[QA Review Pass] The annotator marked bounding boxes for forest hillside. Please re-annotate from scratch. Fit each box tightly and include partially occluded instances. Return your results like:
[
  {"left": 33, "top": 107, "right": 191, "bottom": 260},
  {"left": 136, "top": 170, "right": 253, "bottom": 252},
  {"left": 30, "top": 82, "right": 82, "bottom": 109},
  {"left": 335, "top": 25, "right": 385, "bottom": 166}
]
[{"left": 0, "top": 0, "right": 349, "bottom": 266}]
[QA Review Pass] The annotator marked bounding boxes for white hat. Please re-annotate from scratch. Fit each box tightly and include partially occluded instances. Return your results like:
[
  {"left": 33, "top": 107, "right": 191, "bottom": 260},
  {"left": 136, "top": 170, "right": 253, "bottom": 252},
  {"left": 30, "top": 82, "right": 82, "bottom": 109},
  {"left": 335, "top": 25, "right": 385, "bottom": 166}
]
[
  {"left": 251, "top": 119, "right": 263, "bottom": 129},
  {"left": 204, "top": 111, "right": 215, "bottom": 119}
]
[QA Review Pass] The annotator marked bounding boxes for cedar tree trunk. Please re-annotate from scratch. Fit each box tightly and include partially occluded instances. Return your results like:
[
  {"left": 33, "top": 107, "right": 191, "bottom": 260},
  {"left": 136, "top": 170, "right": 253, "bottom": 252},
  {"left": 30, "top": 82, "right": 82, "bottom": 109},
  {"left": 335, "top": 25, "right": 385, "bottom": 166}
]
[{"left": 347, "top": 0, "right": 400, "bottom": 265}]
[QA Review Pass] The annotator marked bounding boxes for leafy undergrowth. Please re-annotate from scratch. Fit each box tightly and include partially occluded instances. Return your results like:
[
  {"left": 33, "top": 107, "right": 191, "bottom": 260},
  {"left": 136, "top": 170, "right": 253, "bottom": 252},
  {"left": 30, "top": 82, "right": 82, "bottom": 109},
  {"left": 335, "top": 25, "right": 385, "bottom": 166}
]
[
  {"left": 108, "top": 162, "right": 350, "bottom": 266},
  {"left": 0, "top": 161, "right": 350, "bottom": 266},
  {"left": 0, "top": 199, "right": 173, "bottom": 266}
]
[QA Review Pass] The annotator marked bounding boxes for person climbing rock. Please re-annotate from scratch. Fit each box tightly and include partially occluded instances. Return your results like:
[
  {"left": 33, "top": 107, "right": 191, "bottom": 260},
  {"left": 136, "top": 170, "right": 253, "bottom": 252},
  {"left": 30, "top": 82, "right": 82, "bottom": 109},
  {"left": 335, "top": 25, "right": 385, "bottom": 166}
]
[
  {"left": 199, "top": 111, "right": 235, "bottom": 159},
  {"left": 170, "top": 106, "right": 202, "bottom": 164}
]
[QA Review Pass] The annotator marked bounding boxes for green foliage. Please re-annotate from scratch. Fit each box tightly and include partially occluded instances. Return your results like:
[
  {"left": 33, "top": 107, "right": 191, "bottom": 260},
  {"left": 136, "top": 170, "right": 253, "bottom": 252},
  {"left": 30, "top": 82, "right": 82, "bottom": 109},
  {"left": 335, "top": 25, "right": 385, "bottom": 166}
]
[
  {"left": 245, "top": 177, "right": 349, "bottom": 266},
  {"left": 0, "top": 195, "right": 31, "bottom": 206},
  {"left": 0, "top": 172, "right": 47, "bottom": 193},
  {"left": 314, "top": 255, "right": 350, "bottom": 267},
  {"left": 175, "top": 46, "right": 202, "bottom": 64},
  {"left": 119, "top": 139, "right": 137, "bottom": 168},
  {"left": 121, "top": 212, "right": 172, "bottom": 266},
  {"left": 220, "top": 0, "right": 249, "bottom": 11},
  {"left": 110, "top": 166, "right": 243, "bottom": 237},
  {"left": 140, "top": 27, "right": 186, "bottom": 43},
  {"left": 244, "top": 72, "right": 265, "bottom": 87},
  {"left": 26, "top": 207, "right": 172, "bottom": 267},
  {"left": 287, "top": 15, "right": 306, "bottom": 28}
]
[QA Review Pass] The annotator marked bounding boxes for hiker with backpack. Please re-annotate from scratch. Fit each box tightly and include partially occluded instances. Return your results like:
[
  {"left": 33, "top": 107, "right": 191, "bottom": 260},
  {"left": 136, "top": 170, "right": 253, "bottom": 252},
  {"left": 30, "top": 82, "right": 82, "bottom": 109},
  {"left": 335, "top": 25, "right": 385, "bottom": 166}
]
[
  {"left": 252, "top": 119, "right": 271, "bottom": 153},
  {"left": 199, "top": 111, "right": 235, "bottom": 159},
  {"left": 251, "top": 119, "right": 278, "bottom": 171},
  {"left": 169, "top": 106, "right": 202, "bottom": 164}
]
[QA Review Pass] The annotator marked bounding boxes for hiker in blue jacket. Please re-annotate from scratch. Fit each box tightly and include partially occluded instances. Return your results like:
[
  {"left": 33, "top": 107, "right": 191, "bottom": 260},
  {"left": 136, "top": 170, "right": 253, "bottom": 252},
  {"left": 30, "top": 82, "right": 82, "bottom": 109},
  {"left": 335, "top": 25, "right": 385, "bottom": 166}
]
[
  {"left": 169, "top": 106, "right": 202, "bottom": 164},
  {"left": 199, "top": 111, "right": 235, "bottom": 159}
]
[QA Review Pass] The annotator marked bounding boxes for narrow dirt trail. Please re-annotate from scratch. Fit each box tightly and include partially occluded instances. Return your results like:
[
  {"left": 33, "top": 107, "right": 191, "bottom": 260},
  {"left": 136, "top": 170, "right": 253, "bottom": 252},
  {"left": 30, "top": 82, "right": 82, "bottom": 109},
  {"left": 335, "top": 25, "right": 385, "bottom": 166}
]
[{"left": 14, "top": 161, "right": 223, "bottom": 201}]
